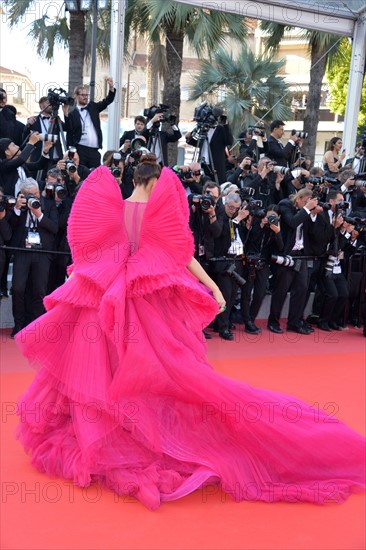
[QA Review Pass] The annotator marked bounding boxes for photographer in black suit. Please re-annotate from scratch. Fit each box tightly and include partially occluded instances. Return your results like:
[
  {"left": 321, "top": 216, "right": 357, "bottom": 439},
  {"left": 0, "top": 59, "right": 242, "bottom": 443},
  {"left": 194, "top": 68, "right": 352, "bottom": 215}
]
[
  {"left": 144, "top": 105, "right": 181, "bottom": 167},
  {"left": 0, "top": 133, "right": 53, "bottom": 197},
  {"left": 65, "top": 77, "right": 116, "bottom": 168},
  {"left": 0, "top": 88, "right": 25, "bottom": 146},
  {"left": 267, "top": 120, "right": 301, "bottom": 169},
  {"left": 8, "top": 178, "right": 58, "bottom": 337},
  {"left": 22, "top": 96, "right": 66, "bottom": 167},
  {"left": 268, "top": 188, "right": 320, "bottom": 334},
  {"left": 119, "top": 116, "right": 150, "bottom": 156}
]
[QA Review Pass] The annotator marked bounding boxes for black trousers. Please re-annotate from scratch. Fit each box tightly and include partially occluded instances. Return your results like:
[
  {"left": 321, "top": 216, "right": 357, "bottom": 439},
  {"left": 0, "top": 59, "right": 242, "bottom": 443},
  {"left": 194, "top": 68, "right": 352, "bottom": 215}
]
[
  {"left": 76, "top": 144, "right": 101, "bottom": 169},
  {"left": 12, "top": 251, "right": 51, "bottom": 330},
  {"left": 319, "top": 272, "right": 349, "bottom": 324},
  {"left": 241, "top": 264, "right": 269, "bottom": 323},
  {"left": 213, "top": 259, "right": 243, "bottom": 332},
  {"left": 268, "top": 260, "right": 309, "bottom": 328}
]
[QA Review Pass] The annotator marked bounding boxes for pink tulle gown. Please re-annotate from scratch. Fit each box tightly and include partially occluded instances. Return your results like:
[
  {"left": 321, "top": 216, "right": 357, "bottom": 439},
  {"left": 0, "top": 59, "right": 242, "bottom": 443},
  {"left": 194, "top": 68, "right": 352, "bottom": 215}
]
[{"left": 15, "top": 166, "right": 366, "bottom": 510}]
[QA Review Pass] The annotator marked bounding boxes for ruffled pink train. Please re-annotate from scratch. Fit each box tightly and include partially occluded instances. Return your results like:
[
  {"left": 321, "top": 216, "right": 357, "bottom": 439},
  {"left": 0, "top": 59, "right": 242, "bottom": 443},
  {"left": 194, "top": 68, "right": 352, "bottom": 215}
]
[{"left": 15, "top": 167, "right": 366, "bottom": 510}]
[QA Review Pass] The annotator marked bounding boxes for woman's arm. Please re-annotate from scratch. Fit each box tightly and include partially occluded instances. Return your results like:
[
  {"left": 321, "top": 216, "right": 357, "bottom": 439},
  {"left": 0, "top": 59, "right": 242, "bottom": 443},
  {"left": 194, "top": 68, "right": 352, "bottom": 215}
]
[
  {"left": 323, "top": 150, "right": 344, "bottom": 173},
  {"left": 187, "top": 256, "right": 226, "bottom": 310}
]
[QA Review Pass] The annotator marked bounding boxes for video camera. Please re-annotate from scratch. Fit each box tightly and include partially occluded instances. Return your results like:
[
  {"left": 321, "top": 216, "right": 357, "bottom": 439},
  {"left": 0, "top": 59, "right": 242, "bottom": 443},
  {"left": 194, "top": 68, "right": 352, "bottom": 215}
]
[
  {"left": 143, "top": 104, "right": 177, "bottom": 126},
  {"left": 0, "top": 195, "right": 16, "bottom": 213},
  {"left": 193, "top": 102, "right": 224, "bottom": 130},
  {"left": 47, "top": 87, "right": 74, "bottom": 109}
]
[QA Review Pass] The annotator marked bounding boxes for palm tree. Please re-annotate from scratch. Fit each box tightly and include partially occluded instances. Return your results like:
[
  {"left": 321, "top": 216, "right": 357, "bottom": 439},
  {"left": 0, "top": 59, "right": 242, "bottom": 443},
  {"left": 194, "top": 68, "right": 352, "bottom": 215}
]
[
  {"left": 261, "top": 22, "right": 341, "bottom": 164},
  {"left": 190, "top": 46, "right": 291, "bottom": 139},
  {"left": 3, "top": 0, "right": 109, "bottom": 93},
  {"left": 125, "top": 0, "right": 248, "bottom": 162}
]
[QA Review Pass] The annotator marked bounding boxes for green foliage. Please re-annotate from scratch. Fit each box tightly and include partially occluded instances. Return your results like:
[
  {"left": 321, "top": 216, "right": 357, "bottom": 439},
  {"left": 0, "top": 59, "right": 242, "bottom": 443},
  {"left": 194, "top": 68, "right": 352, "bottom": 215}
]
[
  {"left": 190, "top": 46, "right": 291, "bottom": 138},
  {"left": 326, "top": 38, "right": 366, "bottom": 127}
]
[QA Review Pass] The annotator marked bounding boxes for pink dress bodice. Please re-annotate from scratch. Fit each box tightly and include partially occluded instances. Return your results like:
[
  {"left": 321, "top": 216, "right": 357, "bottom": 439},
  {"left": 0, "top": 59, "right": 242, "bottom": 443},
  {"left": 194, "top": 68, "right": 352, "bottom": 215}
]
[{"left": 123, "top": 201, "right": 147, "bottom": 254}]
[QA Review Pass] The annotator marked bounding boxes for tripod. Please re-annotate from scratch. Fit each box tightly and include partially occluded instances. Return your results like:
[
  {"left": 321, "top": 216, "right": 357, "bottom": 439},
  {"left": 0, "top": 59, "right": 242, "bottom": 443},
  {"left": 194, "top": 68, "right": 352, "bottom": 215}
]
[
  {"left": 191, "top": 125, "right": 219, "bottom": 184},
  {"left": 148, "top": 124, "right": 163, "bottom": 164}
]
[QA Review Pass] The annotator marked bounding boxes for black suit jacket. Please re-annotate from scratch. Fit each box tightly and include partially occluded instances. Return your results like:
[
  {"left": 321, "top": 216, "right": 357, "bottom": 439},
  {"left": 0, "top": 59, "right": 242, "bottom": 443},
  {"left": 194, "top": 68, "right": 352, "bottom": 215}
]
[
  {"left": 22, "top": 116, "right": 64, "bottom": 161},
  {"left": 8, "top": 196, "right": 58, "bottom": 255},
  {"left": 119, "top": 128, "right": 150, "bottom": 149},
  {"left": 0, "top": 106, "right": 25, "bottom": 146},
  {"left": 267, "top": 135, "right": 296, "bottom": 167},
  {"left": 278, "top": 198, "right": 316, "bottom": 254},
  {"left": 0, "top": 144, "right": 49, "bottom": 197},
  {"left": 65, "top": 89, "right": 116, "bottom": 149}
]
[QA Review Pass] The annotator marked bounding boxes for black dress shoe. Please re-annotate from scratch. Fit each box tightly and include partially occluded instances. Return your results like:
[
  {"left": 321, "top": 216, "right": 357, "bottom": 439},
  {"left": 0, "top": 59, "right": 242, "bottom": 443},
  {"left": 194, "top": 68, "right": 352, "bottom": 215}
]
[
  {"left": 203, "top": 330, "right": 212, "bottom": 340},
  {"left": 329, "top": 322, "right": 348, "bottom": 331},
  {"left": 286, "top": 325, "right": 312, "bottom": 335},
  {"left": 245, "top": 321, "right": 261, "bottom": 334},
  {"left": 267, "top": 324, "right": 283, "bottom": 334},
  {"left": 10, "top": 326, "right": 22, "bottom": 339},
  {"left": 318, "top": 322, "right": 332, "bottom": 332},
  {"left": 302, "top": 321, "right": 314, "bottom": 333},
  {"left": 306, "top": 315, "right": 319, "bottom": 325},
  {"left": 219, "top": 329, "right": 234, "bottom": 341}
]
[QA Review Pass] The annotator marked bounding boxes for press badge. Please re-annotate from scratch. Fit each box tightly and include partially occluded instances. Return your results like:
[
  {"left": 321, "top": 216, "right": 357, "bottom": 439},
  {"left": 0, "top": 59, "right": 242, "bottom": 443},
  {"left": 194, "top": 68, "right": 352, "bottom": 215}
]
[
  {"left": 25, "top": 229, "right": 41, "bottom": 248},
  {"left": 199, "top": 244, "right": 205, "bottom": 256}
]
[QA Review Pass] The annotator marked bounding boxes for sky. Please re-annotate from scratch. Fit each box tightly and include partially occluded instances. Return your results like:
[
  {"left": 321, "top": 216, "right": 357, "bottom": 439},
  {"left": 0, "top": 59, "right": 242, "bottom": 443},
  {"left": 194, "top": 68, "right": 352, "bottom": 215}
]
[{"left": 0, "top": 0, "right": 69, "bottom": 98}]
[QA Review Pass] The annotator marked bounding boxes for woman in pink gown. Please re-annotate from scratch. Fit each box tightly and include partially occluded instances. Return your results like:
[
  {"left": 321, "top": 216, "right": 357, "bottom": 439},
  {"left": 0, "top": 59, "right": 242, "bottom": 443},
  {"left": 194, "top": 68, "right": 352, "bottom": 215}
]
[{"left": 16, "top": 159, "right": 365, "bottom": 510}]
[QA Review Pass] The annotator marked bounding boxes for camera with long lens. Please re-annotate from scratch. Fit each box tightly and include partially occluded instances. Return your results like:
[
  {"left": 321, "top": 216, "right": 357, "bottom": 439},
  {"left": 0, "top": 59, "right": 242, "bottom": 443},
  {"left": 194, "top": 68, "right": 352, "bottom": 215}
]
[
  {"left": 191, "top": 194, "right": 216, "bottom": 211},
  {"left": 306, "top": 176, "right": 338, "bottom": 186},
  {"left": 292, "top": 130, "right": 308, "bottom": 139},
  {"left": 45, "top": 184, "right": 67, "bottom": 201},
  {"left": 245, "top": 199, "right": 265, "bottom": 218},
  {"left": 143, "top": 104, "right": 177, "bottom": 126},
  {"left": 47, "top": 87, "right": 74, "bottom": 109},
  {"left": 0, "top": 195, "right": 16, "bottom": 213},
  {"left": 324, "top": 255, "right": 337, "bottom": 278},
  {"left": 350, "top": 172, "right": 366, "bottom": 187},
  {"left": 65, "top": 161, "right": 77, "bottom": 174},
  {"left": 343, "top": 216, "right": 366, "bottom": 232},
  {"left": 225, "top": 262, "right": 246, "bottom": 286},
  {"left": 20, "top": 194, "right": 41, "bottom": 212},
  {"left": 193, "top": 102, "right": 224, "bottom": 130},
  {"left": 110, "top": 152, "right": 122, "bottom": 178},
  {"left": 273, "top": 165, "right": 289, "bottom": 175},
  {"left": 248, "top": 124, "right": 265, "bottom": 138},
  {"left": 37, "top": 134, "right": 58, "bottom": 143},
  {"left": 130, "top": 138, "right": 147, "bottom": 152},
  {"left": 271, "top": 254, "right": 295, "bottom": 268}
]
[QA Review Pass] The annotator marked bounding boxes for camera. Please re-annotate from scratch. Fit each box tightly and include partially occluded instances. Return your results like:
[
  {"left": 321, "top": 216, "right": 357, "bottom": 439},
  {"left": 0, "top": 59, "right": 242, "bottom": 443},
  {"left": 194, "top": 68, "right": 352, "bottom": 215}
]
[
  {"left": 21, "top": 194, "right": 41, "bottom": 211},
  {"left": 317, "top": 201, "right": 332, "bottom": 211},
  {"left": 47, "top": 87, "right": 74, "bottom": 109},
  {"left": 110, "top": 152, "right": 122, "bottom": 178},
  {"left": 65, "top": 161, "right": 77, "bottom": 174},
  {"left": 246, "top": 254, "right": 266, "bottom": 270},
  {"left": 143, "top": 104, "right": 177, "bottom": 126},
  {"left": 273, "top": 165, "right": 289, "bottom": 175},
  {"left": 192, "top": 194, "right": 216, "bottom": 211},
  {"left": 248, "top": 125, "right": 265, "bottom": 138},
  {"left": 335, "top": 201, "right": 350, "bottom": 212},
  {"left": 238, "top": 187, "right": 255, "bottom": 202},
  {"left": 324, "top": 255, "right": 337, "bottom": 278},
  {"left": 225, "top": 262, "right": 246, "bottom": 286},
  {"left": 0, "top": 195, "right": 16, "bottom": 213},
  {"left": 193, "top": 102, "right": 224, "bottom": 129},
  {"left": 292, "top": 130, "right": 308, "bottom": 139},
  {"left": 271, "top": 254, "right": 302, "bottom": 271},
  {"left": 68, "top": 147, "right": 77, "bottom": 160},
  {"left": 38, "top": 134, "right": 58, "bottom": 143},
  {"left": 130, "top": 138, "right": 147, "bottom": 152},
  {"left": 266, "top": 213, "right": 279, "bottom": 226},
  {"left": 245, "top": 199, "right": 265, "bottom": 218},
  {"left": 343, "top": 216, "right": 366, "bottom": 232},
  {"left": 45, "top": 184, "right": 67, "bottom": 201},
  {"left": 306, "top": 176, "right": 338, "bottom": 186}
]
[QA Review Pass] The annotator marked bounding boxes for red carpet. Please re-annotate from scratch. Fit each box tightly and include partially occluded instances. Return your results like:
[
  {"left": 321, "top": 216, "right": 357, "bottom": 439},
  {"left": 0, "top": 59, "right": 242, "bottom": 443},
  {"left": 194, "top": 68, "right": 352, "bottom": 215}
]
[{"left": 1, "top": 322, "right": 365, "bottom": 550}]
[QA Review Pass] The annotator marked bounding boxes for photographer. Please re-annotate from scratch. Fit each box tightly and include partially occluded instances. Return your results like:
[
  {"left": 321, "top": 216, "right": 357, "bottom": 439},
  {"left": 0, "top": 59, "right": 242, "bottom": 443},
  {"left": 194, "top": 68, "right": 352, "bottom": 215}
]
[
  {"left": 267, "top": 120, "right": 302, "bottom": 169},
  {"left": 186, "top": 103, "right": 233, "bottom": 184},
  {"left": 189, "top": 181, "right": 224, "bottom": 268},
  {"left": 337, "top": 169, "right": 366, "bottom": 213},
  {"left": 119, "top": 116, "right": 150, "bottom": 155},
  {"left": 240, "top": 204, "right": 283, "bottom": 334},
  {"left": 237, "top": 126, "right": 268, "bottom": 163},
  {"left": 144, "top": 105, "right": 181, "bottom": 166},
  {"left": 233, "top": 157, "right": 285, "bottom": 207},
  {"left": 226, "top": 155, "right": 255, "bottom": 188},
  {"left": 55, "top": 148, "right": 90, "bottom": 199},
  {"left": 8, "top": 178, "right": 58, "bottom": 337},
  {"left": 103, "top": 150, "right": 125, "bottom": 190},
  {"left": 174, "top": 162, "right": 208, "bottom": 195},
  {"left": 0, "top": 133, "right": 54, "bottom": 197},
  {"left": 65, "top": 77, "right": 116, "bottom": 168},
  {"left": 268, "top": 188, "right": 320, "bottom": 334},
  {"left": 211, "top": 193, "right": 249, "bottom": 340}
]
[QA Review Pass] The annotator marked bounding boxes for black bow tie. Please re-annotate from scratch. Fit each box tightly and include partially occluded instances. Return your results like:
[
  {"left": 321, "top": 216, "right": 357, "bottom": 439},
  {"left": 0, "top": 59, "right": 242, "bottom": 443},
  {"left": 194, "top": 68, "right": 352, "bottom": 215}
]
[
  {"left": 81, "top": 107, "right": 87, "bottom": 111},
  {"left": 41, "top": 116, "right": 50, "bottom": 120}
]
